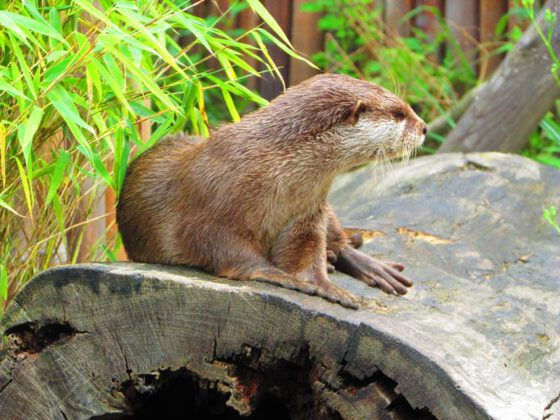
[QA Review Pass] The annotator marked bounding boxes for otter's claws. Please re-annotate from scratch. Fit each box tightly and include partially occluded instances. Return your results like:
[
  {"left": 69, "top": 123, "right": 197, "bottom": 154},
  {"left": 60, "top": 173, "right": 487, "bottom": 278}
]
[{"left": 334, "top": 246, "right": 413, "bottom": 295}]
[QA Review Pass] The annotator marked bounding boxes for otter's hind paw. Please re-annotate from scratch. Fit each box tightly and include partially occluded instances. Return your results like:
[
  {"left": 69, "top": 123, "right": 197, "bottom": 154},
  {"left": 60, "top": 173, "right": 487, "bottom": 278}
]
[{"left": 335, "top": 246, "right": 413, "bottom": 295}]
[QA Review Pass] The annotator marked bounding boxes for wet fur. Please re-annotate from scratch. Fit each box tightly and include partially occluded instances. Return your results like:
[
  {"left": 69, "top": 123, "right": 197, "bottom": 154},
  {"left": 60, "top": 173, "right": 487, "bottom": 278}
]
[{"left": 117, "top": 74, "right": 425, "bottom": 301}]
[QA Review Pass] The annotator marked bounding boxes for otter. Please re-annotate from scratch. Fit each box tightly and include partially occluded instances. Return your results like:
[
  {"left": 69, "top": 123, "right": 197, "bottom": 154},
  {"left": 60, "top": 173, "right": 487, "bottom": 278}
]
[{"left": 117, "top": 74, "right": 426, "bottom": 308}]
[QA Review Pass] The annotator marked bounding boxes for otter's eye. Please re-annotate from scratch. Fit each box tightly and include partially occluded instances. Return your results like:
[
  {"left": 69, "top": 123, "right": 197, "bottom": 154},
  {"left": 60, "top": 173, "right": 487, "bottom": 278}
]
[{"left": 393, "top": 110, "right": 406, "bottom": 121}]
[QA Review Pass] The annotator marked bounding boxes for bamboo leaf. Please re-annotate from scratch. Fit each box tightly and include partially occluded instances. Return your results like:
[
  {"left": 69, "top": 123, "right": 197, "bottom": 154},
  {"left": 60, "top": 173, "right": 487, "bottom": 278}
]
[
  {"left": 115, "top": 7, "right": 191, "bottom": 81},
  {"left": 246, "top": 0, "right": 293, "bottom": 48},
  {"left": 251, "top": 30, "right": 284, "bottom": 86},
  {"left": 113, "top": 128, "right": 131, "bottom": 195},
  {"left": 43, "top": 57, "right": 73, "bottom": 83},
  {"left": 9, "top": 35, "right": 37, "bottom": 98},
  {"left": 20, "top": 105, "right": 43, "bottom": 165},
  {"left": 139, "top": 114, "right": 174, "bottom": 154},
  {"left": 220, "top": 87, "right": 240, "bottom": 122},
  {"left": 257, "top": 28, "right": 316, "bottom": 68},
  {"left": 0, "top": 196, "right": 23, "bottom": 217},
  {"left": 86, "top": 61, "right": 103, "bottom": 102},
  {"left": 172, "top": 12, "right": 214, "bottom": 54},
  {"left": 91, "top": 57, "right": 134, "bottom": 114},
  {"left": 2, "top": 10, "right": 64, "bottom": 42},
  {"left": 221, "top": 50, "right": 261, "bottom": 77},
  {"left": 45, "top": 151, "right": 69, "bottom": 206},
  {"left": 89, "top": 148, "right": 115, "bottom": 190},
  {"left": 170, "top": 82, "right": 197, "bottom": 133},
  {"left": 0, "top": 12, "right": 32, "bottom": 47},
  {"left": 47, "top": 85, "right": 95, "bottom": 134},
  {"left": 15, "top": 157, "right": 34, "bottom": 224},
  {"left": 49, "top": 7, "right": 62, "bottom": 33},
  {"left": 0, "top": 78, "right": 30, "bottom": 100},
  {"left": 215, "top": 51, "right": 237, "bottom": 81},
  {"left": 0, "top": 265, "right": 7, "bottom": 301},
  {"left": 0, "top": 123, "right": 5, "bottom": 189},
  {"left": 107, "top": 46, "right": 178, "bottom": 111},
  {"left": 541, "top": 116, "right": 560, "bottom": 144}
]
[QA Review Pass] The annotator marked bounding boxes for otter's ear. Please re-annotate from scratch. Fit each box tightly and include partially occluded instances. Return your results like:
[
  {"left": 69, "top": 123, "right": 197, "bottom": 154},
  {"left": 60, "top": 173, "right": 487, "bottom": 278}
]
[{"left": 347, "top": 100, "right": 367, "bottom": 125}]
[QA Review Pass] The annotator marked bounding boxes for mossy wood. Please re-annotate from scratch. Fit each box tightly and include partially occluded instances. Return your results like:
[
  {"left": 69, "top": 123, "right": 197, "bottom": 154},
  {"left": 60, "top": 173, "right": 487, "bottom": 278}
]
[{"left": 1, "top": 153, "right": 558, "bottom": 419}]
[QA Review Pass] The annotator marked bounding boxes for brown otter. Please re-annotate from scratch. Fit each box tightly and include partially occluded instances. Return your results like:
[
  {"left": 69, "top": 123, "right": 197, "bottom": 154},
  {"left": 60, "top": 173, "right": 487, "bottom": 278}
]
[{"left": 117, "top": 74, "right": 426, "bottom": 308}]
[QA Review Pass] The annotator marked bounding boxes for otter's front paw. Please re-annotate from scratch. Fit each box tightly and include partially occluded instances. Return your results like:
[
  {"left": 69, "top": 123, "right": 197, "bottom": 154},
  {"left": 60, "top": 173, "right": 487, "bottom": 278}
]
[
  {"left": 250, "top": 267, "right": 362, "bottom": 310},
  {"left": 314, "top": 282, "right": 362, "bottom": 309},
  {"left": 335, "top": 246, "right": 413, "bottom": 295}
]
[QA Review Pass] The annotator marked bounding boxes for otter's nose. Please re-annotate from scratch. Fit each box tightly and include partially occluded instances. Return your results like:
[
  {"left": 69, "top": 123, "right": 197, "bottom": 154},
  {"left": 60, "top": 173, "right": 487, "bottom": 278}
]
[{"left": 421, "top": 123, "right": 427, "bottom": 135}]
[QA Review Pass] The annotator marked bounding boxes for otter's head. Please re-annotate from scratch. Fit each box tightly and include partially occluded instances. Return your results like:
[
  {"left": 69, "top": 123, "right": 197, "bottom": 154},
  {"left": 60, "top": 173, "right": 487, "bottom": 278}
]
[
  {"left": 250, "top": 74, "right": 426, "bottom": 171},
  {"left": 335, "top": 82, "right": 426, "bottom": 166},
  {"left": 268, "top": 74, "right": 426, "bottom": 169}
]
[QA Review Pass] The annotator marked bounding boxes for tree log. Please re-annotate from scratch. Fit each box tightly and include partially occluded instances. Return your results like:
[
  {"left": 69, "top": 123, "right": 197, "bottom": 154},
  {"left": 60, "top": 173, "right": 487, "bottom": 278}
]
[
  {"left": 427, "top": 83, "right": 484, "bottom": 138},
  {"left": 438, "top": 0, "right": 560, "bottom": 153},
  {"left": 1, "top": 153, "right": 559, "bottom": 419}
]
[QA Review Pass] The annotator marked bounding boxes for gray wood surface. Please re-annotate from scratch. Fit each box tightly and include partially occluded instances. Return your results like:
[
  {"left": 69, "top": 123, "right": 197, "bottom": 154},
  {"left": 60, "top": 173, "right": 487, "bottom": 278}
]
[{"left": 0, "top": 153, "right": 558, "bottom": 419}]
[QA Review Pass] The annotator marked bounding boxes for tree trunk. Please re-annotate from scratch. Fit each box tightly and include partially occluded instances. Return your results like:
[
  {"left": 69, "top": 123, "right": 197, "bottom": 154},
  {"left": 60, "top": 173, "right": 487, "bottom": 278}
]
[{"left": 438, "top": 0, "right": 560, "bottom": 153}]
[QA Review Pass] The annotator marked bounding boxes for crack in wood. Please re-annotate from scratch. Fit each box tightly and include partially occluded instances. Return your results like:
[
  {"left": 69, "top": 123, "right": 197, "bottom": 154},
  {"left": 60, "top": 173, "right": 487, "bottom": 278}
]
[
  {"left": 397, "top": 227, "right": 453, "bottom": 245},
  {"left": 4, "top": 319, "right": 88, "bottom": 357},
  {"left": 543, "top": 391, "right": 560, "bottom": 420}
]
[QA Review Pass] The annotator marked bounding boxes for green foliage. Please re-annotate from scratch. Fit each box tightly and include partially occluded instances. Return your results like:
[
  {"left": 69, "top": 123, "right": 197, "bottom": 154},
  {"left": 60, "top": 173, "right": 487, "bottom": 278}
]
[
  {"left": 523, "top": 111, "right": 560, "bottom": 169},
  {"left": 302, "top": 0, "right": 478, "bottom": 141},
  {"left": 544, "top": 206, "right": 560, "bottom": 235},
  {"left": 521, "top": 0, "right": 560, "bottom": 233},
  {"left": 0, "top": 0, "right": 294, "bottom": 307},
  {"left": 519, "top": 0, "right": 560, "bottom": 172},
  {"left": 0, "top": 265, "right": 6, "bottom": 315}
]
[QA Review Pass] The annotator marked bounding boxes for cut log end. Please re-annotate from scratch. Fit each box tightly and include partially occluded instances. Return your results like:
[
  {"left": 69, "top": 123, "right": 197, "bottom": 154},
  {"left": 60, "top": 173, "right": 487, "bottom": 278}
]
[{"left": 0, "top": 264, "right": 466, "bottom": 419}]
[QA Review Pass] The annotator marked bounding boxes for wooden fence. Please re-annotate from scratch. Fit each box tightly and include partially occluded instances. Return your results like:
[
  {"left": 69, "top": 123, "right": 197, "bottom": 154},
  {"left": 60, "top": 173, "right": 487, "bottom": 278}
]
[
  {"left": 196, "top": 0, "right": 526, "bottom": 100},
  {"left": 85, "top": 0, "right": 528, "bottom": 261}
]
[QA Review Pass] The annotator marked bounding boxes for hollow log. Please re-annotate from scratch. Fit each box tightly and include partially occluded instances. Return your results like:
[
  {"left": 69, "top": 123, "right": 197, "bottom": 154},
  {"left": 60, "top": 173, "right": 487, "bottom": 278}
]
[{"left": 1, "top": 153, "right": 559, "bottom": 419}]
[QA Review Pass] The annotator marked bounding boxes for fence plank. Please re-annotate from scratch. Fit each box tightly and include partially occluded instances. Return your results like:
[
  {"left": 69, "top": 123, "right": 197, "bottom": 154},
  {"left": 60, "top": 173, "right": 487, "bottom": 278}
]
[
  {"left": 238, "top": 6, "right": 260, "bottom": 95},
  {"left": 385, "top": 0, "right": 414, "bottom": 37},
  {"left": 445, "top": 0, "right": 479, "bottom": 71},
  {"left": 260, "top": 0, "right": 293, "bottom": 99},
  {"left": 480, "top": 0, "right": 509, "bottom": 78},
  {"left": 289, "top": 0, "right": 322, "bottom": 85},
  {"left": 414, "top": 0, "right": 443, "bottom": 39}
]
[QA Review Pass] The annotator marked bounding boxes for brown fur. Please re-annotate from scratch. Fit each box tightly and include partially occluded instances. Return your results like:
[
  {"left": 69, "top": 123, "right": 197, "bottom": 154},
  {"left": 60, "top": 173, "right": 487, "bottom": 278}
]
[{"left": 117, "top": 74, "right": 426, "bottom": 307}]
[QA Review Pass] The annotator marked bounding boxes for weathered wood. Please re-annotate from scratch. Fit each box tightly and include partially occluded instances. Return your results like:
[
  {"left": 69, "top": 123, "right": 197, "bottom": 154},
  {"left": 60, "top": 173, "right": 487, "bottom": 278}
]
[
  {"left": 439, "top": 0, "right": 560, "bottom": 153},
  {"left": 260, "top": 0, "right": 292, "bottom": 100},
  {"left": 427, "top": 82, "right": 485, "bottom": 138},
  {"left": 289, "top": 0, "right": 323, "bottom": 86},
  {"left": 414, "top": 0, "right": 443, "bottom": 44},
  {"left": 445, "top": 0, "right": 479, "bottom": 70},
  {"left": 385, "top": 0, "right": 414, "bottom": 37},
  {"left": 1, "top": 153, "right": 559, "bottom": 419},
  {"left": 238, "top": 6, "right": 260, "bottom": 95},
  {"left": 479, "top": 0, "right": 508, "bottom": 77}
]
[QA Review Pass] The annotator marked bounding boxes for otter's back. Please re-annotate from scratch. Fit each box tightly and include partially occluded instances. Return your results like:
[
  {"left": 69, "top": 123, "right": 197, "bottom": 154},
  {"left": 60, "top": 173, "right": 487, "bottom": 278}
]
[{"left": 116, "top": 134, "right": 202, "bottom": 262}]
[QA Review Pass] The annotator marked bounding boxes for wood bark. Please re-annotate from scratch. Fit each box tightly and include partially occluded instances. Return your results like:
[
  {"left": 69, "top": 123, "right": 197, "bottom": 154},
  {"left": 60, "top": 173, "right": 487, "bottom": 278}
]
[{"left": 438, "top": 0, "right": 560, "bottom": 153}]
